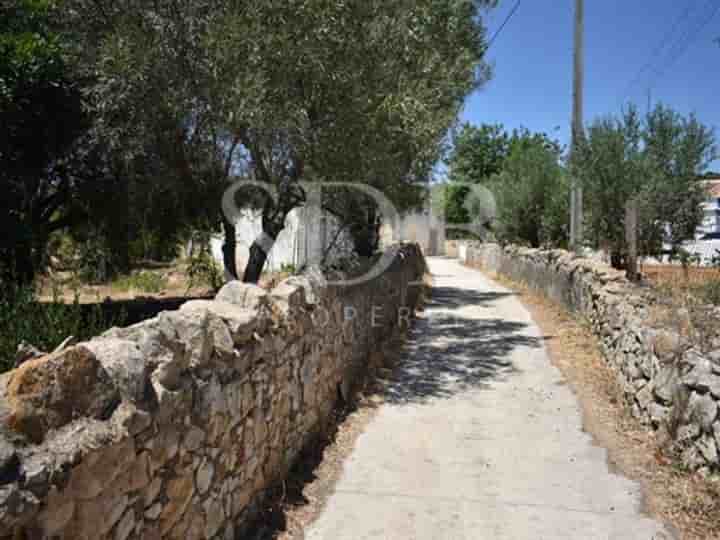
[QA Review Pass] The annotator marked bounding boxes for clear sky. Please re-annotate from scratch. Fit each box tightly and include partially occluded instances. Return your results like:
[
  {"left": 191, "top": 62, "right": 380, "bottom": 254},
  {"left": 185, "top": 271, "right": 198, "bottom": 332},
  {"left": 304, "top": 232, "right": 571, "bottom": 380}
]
[{"left": 461, "top": 0, "right": 720, "bottom": 170}]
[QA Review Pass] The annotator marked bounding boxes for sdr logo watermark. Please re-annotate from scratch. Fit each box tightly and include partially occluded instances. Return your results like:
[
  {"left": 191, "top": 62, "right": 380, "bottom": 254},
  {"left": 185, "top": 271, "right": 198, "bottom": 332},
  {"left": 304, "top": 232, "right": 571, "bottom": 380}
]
[{"left": 221, "top": 179, "right": 498, "bottom": 286}]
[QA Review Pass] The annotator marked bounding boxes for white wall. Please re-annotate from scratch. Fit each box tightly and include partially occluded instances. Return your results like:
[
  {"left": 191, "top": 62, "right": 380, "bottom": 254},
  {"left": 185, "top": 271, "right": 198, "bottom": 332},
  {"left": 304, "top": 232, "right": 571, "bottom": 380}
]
[{"left": 212, "top": 208, "right": 354, "bottom": 274}]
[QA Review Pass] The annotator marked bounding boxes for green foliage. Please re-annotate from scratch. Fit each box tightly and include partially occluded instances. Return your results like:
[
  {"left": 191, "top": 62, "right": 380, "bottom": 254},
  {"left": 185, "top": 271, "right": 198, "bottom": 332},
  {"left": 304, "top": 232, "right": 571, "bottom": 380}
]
[
  {"left": 669, "top": 246, "right": 702, "bottom": 269},
  {"left": 445, "top": 123, "right": 512, "bottom": 226},
  {"left": 487, "top": 130, "right": 568, "bottom": 247},
  {"left": 0, "top": 285, "right": 126, "bottom": 373},
  {"left": 112, "top": 271, "right": 168, "bottom": 294},
  {"left": 280, "top": 263, "right": 298, "bottom": 275},
  {"left": 66, "top": 0, "right": 495, "bottom": 278},
  {"left": 186, "top": 252, "right": 224, "bottom": 292},
  {"left": 573, "top": 103, "right": 717, "bottom": 263},
  {"left": 0, "top": 0, "right": 90, "bottom": 285},
  {"left": 3, "top": 0, "right": 497, "bottom": 285},
  {"left": 572, "top": 107, "right": 645, "bottom": 256},
  {"left": 692, "top": 279, "right": 720, "bottom": 306}
]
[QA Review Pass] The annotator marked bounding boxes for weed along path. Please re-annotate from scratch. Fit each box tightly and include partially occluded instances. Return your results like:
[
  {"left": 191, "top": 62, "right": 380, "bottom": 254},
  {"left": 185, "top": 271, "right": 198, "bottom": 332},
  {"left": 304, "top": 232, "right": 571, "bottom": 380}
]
[{"left": 304, "top": 257, "right": 674, "bottom": 540}]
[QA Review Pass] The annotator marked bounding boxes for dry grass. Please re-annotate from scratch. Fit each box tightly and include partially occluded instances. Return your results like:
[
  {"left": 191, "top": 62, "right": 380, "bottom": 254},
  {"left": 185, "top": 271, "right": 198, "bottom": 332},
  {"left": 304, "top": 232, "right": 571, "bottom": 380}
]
[
  {"left": 36, "top": 263, "right": 291, "bottom": 304},
  {"left": 482, "top": 268, "right": 720, "bottom": 540},
  {"left": 643, "top": 264, "right": 720, "bottom": 306},
  {"left": 642, "top": 264, "right": 720, "bottom": 288}
]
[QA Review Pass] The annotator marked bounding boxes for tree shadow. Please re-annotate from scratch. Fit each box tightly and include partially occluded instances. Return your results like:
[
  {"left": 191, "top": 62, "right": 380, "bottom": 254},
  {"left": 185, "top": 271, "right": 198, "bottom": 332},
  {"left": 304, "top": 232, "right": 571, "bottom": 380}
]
[
  {"left": 428, "top": 285, "right": 517, "bottom": 311},
  {"left": 383, "top": 285, "right": 541, "bottom": 404}
]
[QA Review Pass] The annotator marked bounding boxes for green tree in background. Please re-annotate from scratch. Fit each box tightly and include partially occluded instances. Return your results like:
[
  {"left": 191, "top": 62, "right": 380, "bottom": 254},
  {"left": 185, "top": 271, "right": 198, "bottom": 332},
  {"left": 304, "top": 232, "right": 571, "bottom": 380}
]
[
  {"left": 573, "top": 103, "right": 717, "bottom": 266},
  {"left": 572, "top": 107, "right": 645, "bottom": 263},
  {"left": 487, "top": 130, "right": 568, "bottom": 247},
  {"left": 445, "top": 123, "right": 511, "bottom": 229},
  {"left": 0, "top": 0, "right": 91, "bottom": 286},
  {"left": 69, "top": 0, "right": 496, "bottom": 282}
]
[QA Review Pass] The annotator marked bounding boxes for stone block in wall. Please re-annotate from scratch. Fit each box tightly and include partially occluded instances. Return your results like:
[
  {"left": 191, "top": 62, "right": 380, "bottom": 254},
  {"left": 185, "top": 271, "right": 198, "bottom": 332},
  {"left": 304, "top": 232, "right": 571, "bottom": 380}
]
[
  {"left": 215, "top": 282, "right": 268, "bottom": 311},
  {"left": 4, "top": 346, "right": 120, "bottom": 443}
]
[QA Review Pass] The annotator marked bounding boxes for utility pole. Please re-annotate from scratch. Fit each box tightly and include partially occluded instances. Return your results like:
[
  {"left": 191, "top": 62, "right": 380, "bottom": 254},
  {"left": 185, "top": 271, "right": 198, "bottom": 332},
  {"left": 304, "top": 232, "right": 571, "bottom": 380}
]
[{"left": 570, "top": 0, "right": 584, "bottom": 252}]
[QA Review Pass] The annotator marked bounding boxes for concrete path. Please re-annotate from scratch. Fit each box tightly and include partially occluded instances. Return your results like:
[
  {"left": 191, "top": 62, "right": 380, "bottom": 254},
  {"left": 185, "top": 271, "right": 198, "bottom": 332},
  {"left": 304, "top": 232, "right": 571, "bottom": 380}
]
[{"left": 305, "top": 257, "right": 674, "bottom": 540}]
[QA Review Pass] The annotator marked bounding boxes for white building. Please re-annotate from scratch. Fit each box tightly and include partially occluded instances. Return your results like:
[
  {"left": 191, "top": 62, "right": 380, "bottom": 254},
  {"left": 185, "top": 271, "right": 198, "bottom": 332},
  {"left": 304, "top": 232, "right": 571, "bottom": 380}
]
[
  {"left": 212, "top": 200, "right": 446, "bottom": 276},
  {"left": 695, "top": 178, "right": 720, "bottom": 239},
  {"left": 211, "top": 206, "right": 354, "bottom": 274},
  {"left": 380, "top": 205, "right": 446, "bottom": 256},
  {"left": 648, "top": 177, "right": 720, "bottom": 265}
]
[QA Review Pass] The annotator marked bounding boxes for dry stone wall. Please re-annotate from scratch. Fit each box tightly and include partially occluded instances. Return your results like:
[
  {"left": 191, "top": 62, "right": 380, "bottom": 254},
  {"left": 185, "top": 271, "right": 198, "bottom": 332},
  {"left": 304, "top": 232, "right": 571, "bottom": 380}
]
[
  {"left": 461, "top": 243, "right": 720, "bottom": 474},
  {"left": 0, "top": 244, "right": 426, "bottom": 540}
]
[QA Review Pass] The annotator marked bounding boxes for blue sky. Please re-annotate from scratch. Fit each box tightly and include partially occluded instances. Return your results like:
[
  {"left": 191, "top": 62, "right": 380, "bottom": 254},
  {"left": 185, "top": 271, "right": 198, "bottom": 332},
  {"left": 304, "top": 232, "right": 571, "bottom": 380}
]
[{"left": 461, "top": 0, "right": 720, "bottom": 170}]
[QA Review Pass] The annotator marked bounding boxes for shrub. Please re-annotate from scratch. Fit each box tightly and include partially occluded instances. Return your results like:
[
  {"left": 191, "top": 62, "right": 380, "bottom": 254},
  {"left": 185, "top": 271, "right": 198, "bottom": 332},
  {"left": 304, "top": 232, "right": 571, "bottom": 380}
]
[
  {"left": 112, "top": 271, "right": 168, "bottom": 294},
  {"left": 280, "top": 263, "right": 298, "bottom": 275},
  {"left": 186, "top": 252, "right": 224, "bottom": 292},
  {"left": 691, "top": 279, "right": 720, "bottom": 306},
  {"left": 0, "top": 285, "right": 126, "bottom": 373}
]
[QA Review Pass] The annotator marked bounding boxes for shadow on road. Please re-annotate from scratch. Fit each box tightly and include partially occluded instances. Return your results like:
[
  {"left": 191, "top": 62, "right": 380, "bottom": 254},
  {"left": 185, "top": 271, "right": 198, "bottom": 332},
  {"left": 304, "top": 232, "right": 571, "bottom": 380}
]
[
  {"left": 428, "top": 285, "right": 517, "bottom": 311},
  {"left": 383, "top": 284, "right": 541, "bottom": 404}
]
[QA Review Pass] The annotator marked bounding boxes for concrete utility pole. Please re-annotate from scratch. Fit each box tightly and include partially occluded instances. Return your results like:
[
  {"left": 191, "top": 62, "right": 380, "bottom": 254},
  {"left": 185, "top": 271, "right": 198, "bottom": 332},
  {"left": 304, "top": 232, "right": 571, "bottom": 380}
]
[{"left": 570, "top": 0, "right": 584, "bottom": 252}]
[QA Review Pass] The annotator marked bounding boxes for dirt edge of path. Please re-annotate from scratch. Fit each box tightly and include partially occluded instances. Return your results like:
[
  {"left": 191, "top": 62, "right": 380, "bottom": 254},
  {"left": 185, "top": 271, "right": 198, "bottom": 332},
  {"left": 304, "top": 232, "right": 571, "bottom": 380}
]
[{"left": 479, "top": 268, "right": 720, "bottom": 540}]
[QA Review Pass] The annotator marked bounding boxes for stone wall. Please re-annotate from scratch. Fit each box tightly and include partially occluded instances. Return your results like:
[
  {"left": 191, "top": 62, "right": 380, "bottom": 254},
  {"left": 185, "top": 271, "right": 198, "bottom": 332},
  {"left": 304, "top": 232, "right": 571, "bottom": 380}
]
[
  {"left": 0, "top": 245, "right": 426, "bottom": 540},
  {"left": 460, "top": 243, "right": 720, "bottom": 474}
]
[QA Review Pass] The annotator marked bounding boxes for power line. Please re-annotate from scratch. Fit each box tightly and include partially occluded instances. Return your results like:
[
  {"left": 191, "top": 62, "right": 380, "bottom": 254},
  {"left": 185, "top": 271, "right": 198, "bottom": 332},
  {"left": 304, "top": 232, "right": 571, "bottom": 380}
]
[
  {"left": 649, "top": 0, "right": 720, "bottom": 85},
  {"left": 487, "top": 0, "right": 521, "bottom": 50},
  {"left": 618, "top": 1, "right": 698, "bottom": 101},
  {"left": 617, "top": 0, "right": 720, "bottom": 107}
]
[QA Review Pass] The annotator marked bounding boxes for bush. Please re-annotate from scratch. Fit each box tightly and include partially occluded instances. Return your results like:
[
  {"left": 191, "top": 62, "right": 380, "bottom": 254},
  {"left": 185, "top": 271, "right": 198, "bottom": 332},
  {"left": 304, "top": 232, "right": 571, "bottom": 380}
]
[
  {"left": 112, "top": 271, "right": 168, "bottom": 294},
  {"left": 692, "top": 279, "right": 720, "bottom": 306},
  {"left": 0, "top": 285, "right": 126, "bottom": 373},
  {"left": 186, "top": 252, "right": 224, "bottom": 292},
  {"left": 280, "top": 263, "right": 298, "bottom": 275}
]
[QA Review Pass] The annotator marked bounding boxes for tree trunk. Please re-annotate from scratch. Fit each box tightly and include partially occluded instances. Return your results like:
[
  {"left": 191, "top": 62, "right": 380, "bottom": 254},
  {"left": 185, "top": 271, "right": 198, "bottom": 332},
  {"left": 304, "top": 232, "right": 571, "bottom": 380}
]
[
  {"left": 243, "top": 239, "right": 269, "bottom": 284},
  {"left": 243, "top": 213, "right": 285, "bottom": 283},
  {"left": 222, "top": 218, "right": 238, "bottom": 280},
  {"left": 610, "top": 251, "right": 625, "bottom": 270},
  {"left": 351, "top": 206, "right": 380, "bottom": 258},
  {"left": 13, "top": 241, "right": 37, "bottom": 288}
]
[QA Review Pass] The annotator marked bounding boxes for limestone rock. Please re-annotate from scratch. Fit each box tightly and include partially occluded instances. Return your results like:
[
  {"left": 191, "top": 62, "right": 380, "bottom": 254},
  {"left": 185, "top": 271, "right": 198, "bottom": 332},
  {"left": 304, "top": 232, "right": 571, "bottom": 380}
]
[
  {"left": 681, "top": 353, "right": 720, "bottom": 396},
  {"left": 203, "top": 496, "right": 225, "bottom": 539},
  {"left": 652, "top": 366, "right": 679, "bottom": 405},
  {"left": 696, "top": 435, "right": 719, "bottom": 464},
  {"left": 14, "top": 342, "right": 46, "bottom": 369},
  {"left": 67, "top": 438, "right": 135, "bottom": 499},
  {"left": 685, "top": 392, "right": 718, "bottom": 433},
  {"left": 115, "top": 508, "right": 135, "bottom": 540},
  {"left": 0, "top": 484, "right": 40, "bottom": 533},
  {"left": 4, "top": 345, "right": 120, "bottom": 443},
  {"left": 160, "top": 472, "right": 195, "bottom": 535},
  {"left": 196, "top": 459, "right": 214, "bottom": 495},
  {"left": 84, "top": 337, "right": 148, "bottom": 403},
  {"left": 37, "top": 486, "right": 75, "bottom": 536},
  {"left": 159, "top": 310, "right": 212, "bottom": 371},
  {"left": 649, "top": 330, "right": 682, "bottom": 362},
  {"left": 112, "top": 402, "right": 152, "bottom": 436},
  {"left": 183, "top": 426, "right": 206, "bottom": 453},
  {"left": 216, "top": 282, "right": 268, "bottom": 311},
  {"left": 270, "top": 280, "right": 306, "bottom": 316},
  {"left": 181, "top": 300, "right": 259, "bottom": 346}
]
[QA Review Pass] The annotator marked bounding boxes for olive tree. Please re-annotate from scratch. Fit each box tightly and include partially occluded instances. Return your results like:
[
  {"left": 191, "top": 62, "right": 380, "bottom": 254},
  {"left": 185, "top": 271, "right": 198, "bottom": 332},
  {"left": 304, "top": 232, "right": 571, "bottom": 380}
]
[{"left": 573, "top": 104, "right": 716, "bottom": 266}]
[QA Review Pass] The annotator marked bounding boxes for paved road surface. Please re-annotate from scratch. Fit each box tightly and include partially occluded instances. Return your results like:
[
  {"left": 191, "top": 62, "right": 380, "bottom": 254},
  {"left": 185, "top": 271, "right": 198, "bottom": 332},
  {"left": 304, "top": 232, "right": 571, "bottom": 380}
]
[{"left": 305, "top": 257, "right": 674, "bottom": 540}]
